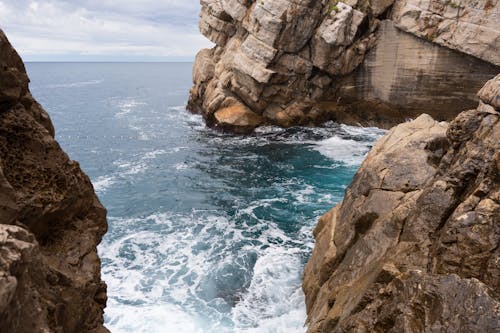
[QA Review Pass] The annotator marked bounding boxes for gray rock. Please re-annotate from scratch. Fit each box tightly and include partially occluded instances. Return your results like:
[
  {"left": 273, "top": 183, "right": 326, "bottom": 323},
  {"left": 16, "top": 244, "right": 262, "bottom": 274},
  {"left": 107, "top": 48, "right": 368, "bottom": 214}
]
[{"left": 189, "top": 0, "right": 499, "bottom": 132}]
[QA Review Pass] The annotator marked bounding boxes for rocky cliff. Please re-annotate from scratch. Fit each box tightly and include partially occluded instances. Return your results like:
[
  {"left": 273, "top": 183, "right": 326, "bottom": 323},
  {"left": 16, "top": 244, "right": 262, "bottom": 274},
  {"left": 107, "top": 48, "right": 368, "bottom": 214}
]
[
  {"left": 188, "top": 0, "right": 499, "bottom": 132},
  {"left": 302, "top": 75, "right": 499, "bottom": 332},
  {"left": 0, "top": 31, "right": 108, "bottom": 332}
]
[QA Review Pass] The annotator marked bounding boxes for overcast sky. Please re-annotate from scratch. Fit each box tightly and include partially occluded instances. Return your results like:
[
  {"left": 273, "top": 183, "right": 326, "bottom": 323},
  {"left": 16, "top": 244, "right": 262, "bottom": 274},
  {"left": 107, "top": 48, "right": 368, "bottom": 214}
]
[{"left": 0, "top": 0, "right": 212, "bottom": 61}]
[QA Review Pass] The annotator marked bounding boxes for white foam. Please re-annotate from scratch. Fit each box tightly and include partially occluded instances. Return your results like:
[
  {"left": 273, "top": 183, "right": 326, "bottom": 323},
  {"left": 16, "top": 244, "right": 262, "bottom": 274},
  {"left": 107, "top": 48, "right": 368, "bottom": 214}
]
[
  {"left": 116, "top": 161, "right": 148, "bottom": 176},
  {"left": 127, "top": 124, "right": 151, "bottom": 140},
  {"left": 254, "top": 126, "right": 286, "bottom": 135},
  {"left": 93, "top": 149, "right": 167, "bottom": 194},
  {"left": 105, "top": 301, "right": 204, "bottom": 333},
  {"left": 93, "top": 175, "right": 116, "bottom": 194},
  {"left": 99, "top": 207, "right": 312, "bottom": 333},
  {"left": 142, "top": 149, "right": 168, "bottom": 159},
  {"left": 185, "top": 112, "right": 205, "bottom": 130},
  {"left": 174, "top": 162, "right": 191, "bottom": 171},
  {"left": 46, "top": 79, "right": 103, "bottom": 88},
  {"left": 169, "top": 105, "right": 188, "bottom": 112},
  {"left": 294, "top": 185, "right": 315, "bottom": 204},
  {"left": 313, "top": 125, "right": 386, "bottom": 166},
  {"left": 313, "top": 135, "right": 373, "bottom": 166},
  {"left": 340, "top": 124, "right": 386, "bottom": 140},
  {"left": 115, "top": 99, "right": 147, "bottom": 117},
  {"left": 232, "top": 247, "right": 306, "bottom": 332}
]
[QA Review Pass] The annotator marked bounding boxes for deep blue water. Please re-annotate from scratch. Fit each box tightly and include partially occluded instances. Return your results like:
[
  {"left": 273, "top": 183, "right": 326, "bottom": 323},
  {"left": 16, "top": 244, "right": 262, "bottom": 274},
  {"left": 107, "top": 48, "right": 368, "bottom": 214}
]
[{"left": 26, "top": 63, "right": 384, "bottom": 333}]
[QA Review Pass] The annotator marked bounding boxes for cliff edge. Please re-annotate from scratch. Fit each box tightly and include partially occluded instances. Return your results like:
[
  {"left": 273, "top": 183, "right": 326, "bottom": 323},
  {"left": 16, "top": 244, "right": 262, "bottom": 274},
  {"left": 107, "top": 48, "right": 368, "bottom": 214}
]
[
  {"left": 302, "top": 75, "right": 499, "bottom": 332},
  {"left": 188, "top": 0, "right": 499, "bottom": 132},
  {"left": 0, "top": 31, "right": 108, "bottom": 332}
]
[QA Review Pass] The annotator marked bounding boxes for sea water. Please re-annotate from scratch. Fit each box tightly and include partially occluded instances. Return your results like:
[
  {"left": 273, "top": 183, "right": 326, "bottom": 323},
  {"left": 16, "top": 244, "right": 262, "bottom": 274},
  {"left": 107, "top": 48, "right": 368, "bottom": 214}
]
[{"left": 26, "top": 63, "right": 385, "bottom": 333}]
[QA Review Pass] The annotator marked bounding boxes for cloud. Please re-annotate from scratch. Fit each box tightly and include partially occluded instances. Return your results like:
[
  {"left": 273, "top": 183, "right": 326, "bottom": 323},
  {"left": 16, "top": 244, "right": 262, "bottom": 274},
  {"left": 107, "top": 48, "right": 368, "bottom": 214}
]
[{"left": 0, "top": 0, "right": 213, "bottom": 61}]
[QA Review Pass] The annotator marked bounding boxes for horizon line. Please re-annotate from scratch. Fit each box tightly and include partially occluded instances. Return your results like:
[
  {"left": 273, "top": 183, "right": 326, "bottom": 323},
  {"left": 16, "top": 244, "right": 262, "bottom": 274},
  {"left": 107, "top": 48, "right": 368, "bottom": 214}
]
[{"left": 25, "top": 61, "right": 194, "bottom": 63}]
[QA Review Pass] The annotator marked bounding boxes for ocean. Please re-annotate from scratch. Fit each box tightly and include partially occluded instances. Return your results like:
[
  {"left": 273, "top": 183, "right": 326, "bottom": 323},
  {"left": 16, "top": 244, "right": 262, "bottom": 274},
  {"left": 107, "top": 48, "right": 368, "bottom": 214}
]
[{"left": 26, "top": 62, "right": 385, "bottom": 333}]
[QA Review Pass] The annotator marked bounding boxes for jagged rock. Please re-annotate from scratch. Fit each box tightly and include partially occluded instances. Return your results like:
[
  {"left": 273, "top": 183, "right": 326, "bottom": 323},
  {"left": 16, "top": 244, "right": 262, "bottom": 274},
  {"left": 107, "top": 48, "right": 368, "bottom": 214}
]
[
  {"left": 221, "top": 0, "right": 248, "bottom": 21},
  {"left": 188, "top": 0, "right": 500, "bottom": 132},
  {"left": 189, "top": 0, "right": 377, "bottom": 129},
  {"left": 302, "top": 75, "right": 500, "bottom": 332},
  {"left": 0, "top": 30, "right": 108, "bottom": 332}
]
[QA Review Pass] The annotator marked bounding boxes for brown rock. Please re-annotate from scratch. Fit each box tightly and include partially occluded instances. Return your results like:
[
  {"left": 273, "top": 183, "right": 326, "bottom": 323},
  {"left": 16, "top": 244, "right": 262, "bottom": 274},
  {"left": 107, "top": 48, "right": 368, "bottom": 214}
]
[
  {"left": 0, "top": 29, "right": 108, "bottom": 332},
  {"left": 214, "top": 103, "right": 264, "bottom": 133},
  {"left": 303, "top": 76, "right": 500, "bottom": 332},
  {"left": 478, "top": 74, "right": 500, "bottom": 110}
]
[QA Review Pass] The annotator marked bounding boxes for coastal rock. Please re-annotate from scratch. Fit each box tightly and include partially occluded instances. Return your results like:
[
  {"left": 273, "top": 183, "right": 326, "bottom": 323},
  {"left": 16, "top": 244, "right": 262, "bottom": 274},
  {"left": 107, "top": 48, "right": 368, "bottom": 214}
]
[
  {"left": 479, "top": 74, "right": 500, "bottom": 109},
  {"left": 0, "top": 30, "right": 108, "bottom": 332},
  {"left": 302, "top": 75, "right": 500, "bottom": 332},
  {"left": 214, "top": 102, "right": 263, "bottom": 133},
  {"left": 327, "top": 20, "right": 499, "bottom": 127},
  {"left": 392, "top": 0, "right": 500, "bottom": 66},
  {"left": 188, "top": 0, "right": 379, "bottom": 130},
  {"left": 189, "top": 0, "right": 500, "bottom": 132}
]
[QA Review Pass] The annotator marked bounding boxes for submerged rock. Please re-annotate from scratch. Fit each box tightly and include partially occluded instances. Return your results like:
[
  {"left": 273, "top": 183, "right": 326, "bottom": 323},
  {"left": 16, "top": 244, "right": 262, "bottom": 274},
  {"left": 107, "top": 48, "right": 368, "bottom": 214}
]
[
  {"left": 189, "top": 0, "right": 499, "bottom": 131},
  {"left": 0, "top": 30, "right": 108, "bottom": 332},
  {"left": 302, "top": 75, "right": 500, "bottom": 332}
]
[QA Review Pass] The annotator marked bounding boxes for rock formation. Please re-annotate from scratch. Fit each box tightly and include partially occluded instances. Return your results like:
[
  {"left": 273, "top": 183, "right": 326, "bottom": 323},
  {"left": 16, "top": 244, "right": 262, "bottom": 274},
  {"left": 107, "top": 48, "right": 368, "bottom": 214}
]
[
  {"left": 302, "top": 75, "right": 499, "bottom": 332},
  {"left": 188, "top": 0, "right": 499, "bottom": 132},
  {"left": 0, "top": 30, "right": 108, "bottom": 332}
]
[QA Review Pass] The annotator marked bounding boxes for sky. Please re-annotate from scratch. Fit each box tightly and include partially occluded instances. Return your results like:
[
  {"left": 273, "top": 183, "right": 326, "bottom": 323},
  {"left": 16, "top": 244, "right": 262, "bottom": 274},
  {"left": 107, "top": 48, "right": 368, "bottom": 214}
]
[{"left": 0, "top": 0, "right": 213, "bottom": 61}]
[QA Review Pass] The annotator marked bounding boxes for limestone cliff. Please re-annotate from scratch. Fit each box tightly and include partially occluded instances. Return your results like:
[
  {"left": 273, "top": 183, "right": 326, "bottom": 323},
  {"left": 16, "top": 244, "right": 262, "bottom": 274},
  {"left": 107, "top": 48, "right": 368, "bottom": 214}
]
[
  {"left": 302, "top": 75, "right": 499, "bottom": 332},
  {"left": 188, "top": 0, "right": 499, "bottom": 132},
  {"left": 0, "top": 30, "right": 108, "bottom": 332}
]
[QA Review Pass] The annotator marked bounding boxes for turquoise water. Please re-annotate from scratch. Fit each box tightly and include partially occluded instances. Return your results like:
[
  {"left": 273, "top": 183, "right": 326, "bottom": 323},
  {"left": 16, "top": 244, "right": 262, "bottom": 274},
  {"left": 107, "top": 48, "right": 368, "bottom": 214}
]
[{"left": 26, "top": 63, "right": 384, "bottom": 333}]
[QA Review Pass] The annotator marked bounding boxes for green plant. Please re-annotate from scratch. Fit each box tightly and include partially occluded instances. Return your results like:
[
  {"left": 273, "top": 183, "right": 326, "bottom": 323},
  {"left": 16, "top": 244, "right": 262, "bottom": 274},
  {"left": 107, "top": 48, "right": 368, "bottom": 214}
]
[
  {"left": 449, "top": 1, "right": 460, "bottom": 8},
  {"left": 429, "top": 33, "right": 438, "bottom": 40},
  {"left": 328, "top": 0, "right": 339, "bottom": 13}
]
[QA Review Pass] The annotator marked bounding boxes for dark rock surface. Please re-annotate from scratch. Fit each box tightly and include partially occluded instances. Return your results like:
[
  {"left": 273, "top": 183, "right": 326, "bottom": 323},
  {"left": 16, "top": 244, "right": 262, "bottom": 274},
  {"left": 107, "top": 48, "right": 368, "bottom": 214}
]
[
  {"left": 303, "top": 74, "right": 500, "bottom": 332},
  {"left": 0, "top": 30, "right": 108, "bottom": 332}
]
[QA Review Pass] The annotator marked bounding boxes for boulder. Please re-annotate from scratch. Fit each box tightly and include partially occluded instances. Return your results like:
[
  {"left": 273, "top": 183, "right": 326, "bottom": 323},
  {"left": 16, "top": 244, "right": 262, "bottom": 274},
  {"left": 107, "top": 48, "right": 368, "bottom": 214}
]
[{"left": 214, "top": 102, "right": 264, "bottom": 133}]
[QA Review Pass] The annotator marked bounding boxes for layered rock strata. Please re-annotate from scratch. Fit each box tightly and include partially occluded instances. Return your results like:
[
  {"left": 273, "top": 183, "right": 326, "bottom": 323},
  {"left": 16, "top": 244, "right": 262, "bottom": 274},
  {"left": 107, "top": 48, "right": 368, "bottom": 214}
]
[
  {"left": 188, "top": 0, "right": 500, "bottom": 132},
  {"left": 302, "top": 75, "right": 500, "bottom": 332},
  {"left": 0, "top": 30, "right": 108, "bottom": 332}
]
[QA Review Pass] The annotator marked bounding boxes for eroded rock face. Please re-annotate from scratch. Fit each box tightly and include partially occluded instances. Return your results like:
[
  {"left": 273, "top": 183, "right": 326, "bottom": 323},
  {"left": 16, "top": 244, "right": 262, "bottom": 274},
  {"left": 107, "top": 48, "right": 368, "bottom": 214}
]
[
  {"left": 189, "top": 0, "right": 499, "bottom": 131},
  {"left": 188, "top": 0, "right": 378, "bottom": 131},
  {"left": 0, "top": 30, "right": 108, "bottom": 332},
  {"left": 392, "top": 0, "right": 500, "bottom": 66},
  {"left": 302, "top": 75, "right": 500, "bottom": 332},
  {"left": 325, "top": 20, "right": 499, "bottom": 127}
]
